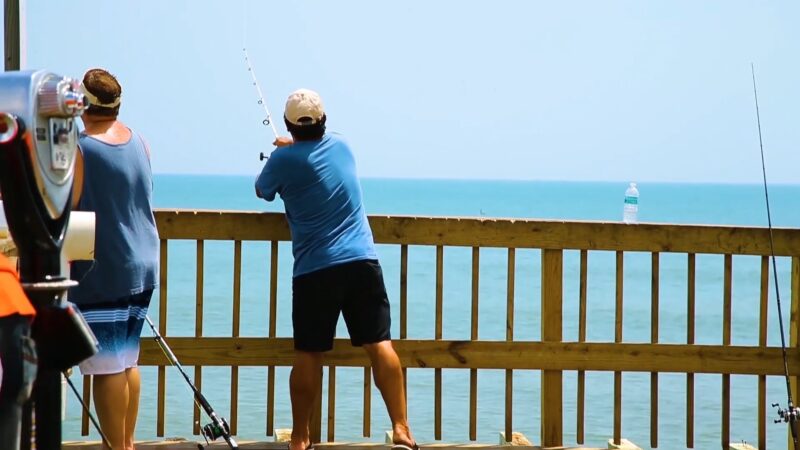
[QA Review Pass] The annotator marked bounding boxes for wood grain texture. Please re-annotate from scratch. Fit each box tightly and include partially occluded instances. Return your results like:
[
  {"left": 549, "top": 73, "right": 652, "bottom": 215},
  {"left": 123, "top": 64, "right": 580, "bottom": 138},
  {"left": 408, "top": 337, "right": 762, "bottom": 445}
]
[
  {"left": 154, "top": 210, "right": 800, "bottom": 256},
  {"left": 138, "top": 338, "right": 800, "bottom": 375}
]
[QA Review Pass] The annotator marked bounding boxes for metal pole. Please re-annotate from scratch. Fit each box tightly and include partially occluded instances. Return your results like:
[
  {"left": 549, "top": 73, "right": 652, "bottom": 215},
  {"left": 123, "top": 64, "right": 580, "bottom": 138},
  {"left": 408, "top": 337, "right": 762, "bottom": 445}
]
[{"left": 4, "top": 0, "right": 20, "bottom": 71}]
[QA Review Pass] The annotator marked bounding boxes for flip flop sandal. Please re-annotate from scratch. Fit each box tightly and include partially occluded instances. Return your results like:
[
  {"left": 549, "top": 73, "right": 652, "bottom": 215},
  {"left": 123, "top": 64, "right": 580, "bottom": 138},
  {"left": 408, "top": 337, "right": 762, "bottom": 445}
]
[
  {"left": 285, "top": 443, "right": 315, "bottom": 450},
  {"left": 391, "top": 444, "right": 419, "bottom": 450}
]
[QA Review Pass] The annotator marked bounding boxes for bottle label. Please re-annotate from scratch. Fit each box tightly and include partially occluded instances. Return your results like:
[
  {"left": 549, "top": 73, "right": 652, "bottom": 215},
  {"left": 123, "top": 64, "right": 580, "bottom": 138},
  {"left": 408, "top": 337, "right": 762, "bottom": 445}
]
[{"left": 624, "top": 196, "right": 638, "bottom": 205}]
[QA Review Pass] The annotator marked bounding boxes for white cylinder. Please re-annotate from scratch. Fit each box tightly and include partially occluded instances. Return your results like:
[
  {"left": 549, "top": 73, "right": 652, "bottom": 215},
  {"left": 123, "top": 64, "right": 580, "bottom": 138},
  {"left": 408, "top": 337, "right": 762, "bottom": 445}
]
[{"left": 63, "top": 211, "right": 95, "bottom": 261}]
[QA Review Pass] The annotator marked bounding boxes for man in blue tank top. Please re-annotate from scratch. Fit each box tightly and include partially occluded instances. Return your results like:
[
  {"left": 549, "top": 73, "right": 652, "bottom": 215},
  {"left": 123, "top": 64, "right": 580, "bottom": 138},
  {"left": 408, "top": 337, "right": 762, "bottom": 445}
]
[
  {"left": 70, "top": 68, "right": 159, "bottom": 450},
  {"left": 256, "top": 89, "right": 416, "bottom": 450}
]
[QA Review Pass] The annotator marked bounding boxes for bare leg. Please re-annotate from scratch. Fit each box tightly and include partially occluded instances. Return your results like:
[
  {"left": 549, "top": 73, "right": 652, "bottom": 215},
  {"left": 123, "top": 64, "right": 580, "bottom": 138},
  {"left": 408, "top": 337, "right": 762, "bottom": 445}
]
[
  {"left": 124, "top": 367, "right": 141, "bottom": 450},
  {"left": 92, "top": 371, "right": 129, "bottom": 450},
  {"left": 363, "top": 341, "right": 414, "bottom": 447},
  {"left": 290, "top": 351, "right": 323, "bottom": 450}
]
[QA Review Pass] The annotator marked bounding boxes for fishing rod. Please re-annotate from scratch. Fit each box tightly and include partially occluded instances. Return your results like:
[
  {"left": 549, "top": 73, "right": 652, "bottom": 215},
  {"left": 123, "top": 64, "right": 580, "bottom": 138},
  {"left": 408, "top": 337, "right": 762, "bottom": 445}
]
[
  {"left": 143, "top": 315, "right": 239, "bottom": 450},
  {"left": 243, "top": 47, "right": 279, "bottom": 161},
  {"left": 62, "top": 371, "right": 111, "bottom": 448},
  {"left": 751, "top": 63, "right": 799, "bottom": 447}
]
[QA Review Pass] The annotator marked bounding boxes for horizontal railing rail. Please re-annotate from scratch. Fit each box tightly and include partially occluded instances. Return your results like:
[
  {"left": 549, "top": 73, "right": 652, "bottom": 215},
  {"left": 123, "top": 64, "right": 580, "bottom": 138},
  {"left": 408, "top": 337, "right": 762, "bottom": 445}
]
[{"left": 156, "top": 209, "right": 800, "bottom": 254}]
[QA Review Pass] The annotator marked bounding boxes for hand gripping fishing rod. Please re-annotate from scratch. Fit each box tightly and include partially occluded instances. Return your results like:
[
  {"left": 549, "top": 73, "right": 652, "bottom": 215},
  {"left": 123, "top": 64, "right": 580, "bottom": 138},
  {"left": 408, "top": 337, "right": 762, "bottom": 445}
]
[
  {"left": 243, "top": 47, "right": 280, "bottom": 161},
  {"left": 144, "top": 315, "right": 239, "bottom": 449},
  {"left": 751, "top": 63, "right": 799, "bottom": 447}
]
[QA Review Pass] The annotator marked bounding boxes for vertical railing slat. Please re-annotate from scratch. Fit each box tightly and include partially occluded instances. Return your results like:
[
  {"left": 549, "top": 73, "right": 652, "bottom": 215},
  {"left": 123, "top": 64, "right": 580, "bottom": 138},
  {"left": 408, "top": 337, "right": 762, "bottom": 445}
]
[
  {"left": 650, "top": 252, "right": 660, "bottom": 448},
  {"left": 193, "top": 240, "right": 204, "bottom": 436},
  {"left": 230, "top": 240, "right": 242, "bottom": 435},
  {"left": 722, "top": 254, "right": 732, "bottom": 450},
  {"left": 687, "top": 253, "right": 696, "bottom": 448},
  {"left": 577, "top": 249, "right": 588, "bottom": 445},
  {"left": 363, "top": 367, "right": 371, "bottom": 437},
  {"left": 435, "top": 245, "right": 444, "bottom": 440},
  {"left": 613, "top": 251, "right": 623, "bottom": 445},
  {"left": 266, "top": 241, "right": 278, "bottom": 436},
  {"left": 81, "top": 375, "right": 91, "bottom": 435},
  {"left": 328, "top": 366, "right": 336, "bottom": 442},
  {"left": 310, "top": 368, "right": 323, "bottom": 443},
  {"left": 505, "top": 248, "right": 515, "bottom": 443},
  {"left": 400, "top": 245, "right": 409, "bottom": 400},
  {"left": 759, "top": 255, "right": 768, "bottom": 450},
  {"left": 157, "top": 239, "right": 168, "bottom": 436},
  {"left": 541, "top": 249, "right": 563, "bottom": 447},
  {"left": 469, "top": 246, "right": 479, "bottom": 441}
]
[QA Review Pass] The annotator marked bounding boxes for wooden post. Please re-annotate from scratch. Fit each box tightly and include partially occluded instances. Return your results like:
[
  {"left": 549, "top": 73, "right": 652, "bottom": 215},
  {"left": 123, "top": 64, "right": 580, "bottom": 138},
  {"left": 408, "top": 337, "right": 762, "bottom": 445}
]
[
  {"left": 230, "top": 241, "right": 242, "bottom": 435},
  {"left": 541, "top": 249, "right": 563, "bottom": 447},
  {"left": 4, "top": 0, "right": 20, "bottom": 71},
  {"left": 790, "top": 257, "right": 799, "bottom": 450}
]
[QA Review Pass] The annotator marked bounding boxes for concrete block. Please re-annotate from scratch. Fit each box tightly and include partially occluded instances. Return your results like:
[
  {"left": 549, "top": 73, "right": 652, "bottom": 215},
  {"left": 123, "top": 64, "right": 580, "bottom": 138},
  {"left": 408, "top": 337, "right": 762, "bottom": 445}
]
[
  {"left": 275, "top": 428, "right": 292, "bottom": 443},
  {"left": 729, "top": 443, "right": 758, "bottom": 450},
  {"left": 499, "top": 432, "right": 532, "bottom": 446},
  {"left": 607, "top": 438, "right": 641, "bottom": 450}
]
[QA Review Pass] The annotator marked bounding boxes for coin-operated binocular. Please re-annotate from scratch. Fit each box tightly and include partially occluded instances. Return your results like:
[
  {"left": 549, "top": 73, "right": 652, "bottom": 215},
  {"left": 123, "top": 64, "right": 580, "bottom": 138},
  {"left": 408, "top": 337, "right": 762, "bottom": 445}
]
[{"left": 0, "top": 70, "right": 98, "bottom": 450}]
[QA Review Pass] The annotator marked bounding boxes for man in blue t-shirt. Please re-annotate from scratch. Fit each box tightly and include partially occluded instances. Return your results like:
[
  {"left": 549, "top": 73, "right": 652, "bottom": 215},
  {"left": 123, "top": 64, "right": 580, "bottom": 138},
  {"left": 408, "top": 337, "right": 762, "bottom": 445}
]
[{"left": 255, "top": 89, "right": 416, "bottom": 450}]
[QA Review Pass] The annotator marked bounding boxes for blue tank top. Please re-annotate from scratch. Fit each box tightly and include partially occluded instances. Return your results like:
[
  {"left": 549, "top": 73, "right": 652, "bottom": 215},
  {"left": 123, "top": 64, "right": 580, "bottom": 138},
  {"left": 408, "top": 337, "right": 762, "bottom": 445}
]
[{"left": 69, "top": 130, "right": 159, "bottom": 302}]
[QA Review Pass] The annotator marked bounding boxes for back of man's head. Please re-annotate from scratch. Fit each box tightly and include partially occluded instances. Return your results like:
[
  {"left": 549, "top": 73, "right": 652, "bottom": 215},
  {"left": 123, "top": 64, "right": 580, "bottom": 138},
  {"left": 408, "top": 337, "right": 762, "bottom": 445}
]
[
  {"left": 82, "top": 68, "right": 122, "bottom": 118},
  {"left": 284, "top": 88, "right": 326, "bottom": 141}
]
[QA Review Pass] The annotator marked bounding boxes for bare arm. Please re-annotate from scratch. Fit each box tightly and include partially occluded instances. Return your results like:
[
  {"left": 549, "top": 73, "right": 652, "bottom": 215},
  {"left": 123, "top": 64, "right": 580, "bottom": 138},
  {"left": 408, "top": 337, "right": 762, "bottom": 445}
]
[
  {"left": 71, "top": 147, "right": 83, "bottom": 209},
  {"left": 274, "top": 136, "right": 293, "bottom": 147}
]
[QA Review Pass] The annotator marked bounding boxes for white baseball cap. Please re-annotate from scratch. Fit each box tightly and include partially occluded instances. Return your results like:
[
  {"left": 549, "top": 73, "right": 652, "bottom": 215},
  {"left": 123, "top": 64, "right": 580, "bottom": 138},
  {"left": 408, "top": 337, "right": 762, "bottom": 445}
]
[{"left": 284, "top": 88, "right": 325, "bottom": 126}]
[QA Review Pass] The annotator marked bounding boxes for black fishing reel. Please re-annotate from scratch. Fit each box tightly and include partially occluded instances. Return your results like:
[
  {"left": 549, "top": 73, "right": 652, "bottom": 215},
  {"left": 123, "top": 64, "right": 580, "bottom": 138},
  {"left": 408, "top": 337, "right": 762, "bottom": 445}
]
[
  {"left": 773, "top": 402, "right": 799, "bottom": 424},
  {"left": 201, "top": 420, "right": 230, "bottom": 442},
  {"left": 197, "top": 415, "right": 238, "bottom": 449}
]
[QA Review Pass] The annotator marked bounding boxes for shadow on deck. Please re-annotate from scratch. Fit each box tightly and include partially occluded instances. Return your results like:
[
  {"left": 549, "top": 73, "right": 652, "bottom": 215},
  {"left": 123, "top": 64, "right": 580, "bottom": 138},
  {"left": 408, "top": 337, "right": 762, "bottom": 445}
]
[{"left": 62, "top": 440, "right": 602, "bottom": 450}]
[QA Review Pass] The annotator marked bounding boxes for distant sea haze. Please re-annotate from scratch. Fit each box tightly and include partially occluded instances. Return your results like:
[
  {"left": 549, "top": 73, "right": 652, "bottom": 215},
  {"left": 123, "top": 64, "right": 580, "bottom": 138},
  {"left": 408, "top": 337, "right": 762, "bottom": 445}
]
[
  {"left": 63, "top": 175, "right": 800, "bottom": 449},
  {"left": 150, "top": 175, "right": 800, "bottom": 226}
]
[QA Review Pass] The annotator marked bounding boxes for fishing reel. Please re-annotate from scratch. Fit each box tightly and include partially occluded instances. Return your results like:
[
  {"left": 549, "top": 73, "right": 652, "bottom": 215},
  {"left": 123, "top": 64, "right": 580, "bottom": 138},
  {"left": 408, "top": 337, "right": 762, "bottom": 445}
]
[
  {"left": 197, "top": 414, "right": 237, "bottom": 449},
  {"left": 772, "top": 402, "right": 800, "bottom": 447},
  {"left": 201, "top": 420, "right": 230, "bottom": 442},
  {"left": 773, "top": 402, "right": 799, "bottom": 424}
]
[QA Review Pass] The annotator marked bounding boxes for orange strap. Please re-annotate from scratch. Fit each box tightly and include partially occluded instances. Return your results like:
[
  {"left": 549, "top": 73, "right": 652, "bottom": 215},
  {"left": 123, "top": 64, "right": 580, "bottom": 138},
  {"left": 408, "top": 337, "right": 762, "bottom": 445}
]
[{"left": 0, "top": 255, "right": 35, "bottom": 317}]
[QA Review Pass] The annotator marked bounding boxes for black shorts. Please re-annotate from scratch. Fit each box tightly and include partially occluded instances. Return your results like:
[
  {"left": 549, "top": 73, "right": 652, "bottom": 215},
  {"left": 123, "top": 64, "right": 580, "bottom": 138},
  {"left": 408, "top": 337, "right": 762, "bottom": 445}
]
[{"left": 292, "top": 259, "right": 391, "bottom": 352}]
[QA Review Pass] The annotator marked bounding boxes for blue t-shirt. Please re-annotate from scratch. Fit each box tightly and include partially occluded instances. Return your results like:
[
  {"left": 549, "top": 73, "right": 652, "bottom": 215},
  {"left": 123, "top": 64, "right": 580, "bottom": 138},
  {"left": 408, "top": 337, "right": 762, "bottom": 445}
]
[{"left": 255, "top": 133, "right": 378, "bottom": 277}]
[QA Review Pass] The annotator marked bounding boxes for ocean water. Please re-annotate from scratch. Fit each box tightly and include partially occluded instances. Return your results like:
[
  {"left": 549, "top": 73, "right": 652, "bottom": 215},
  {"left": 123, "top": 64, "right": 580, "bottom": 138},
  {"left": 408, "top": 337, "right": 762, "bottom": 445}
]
[{"left": 63, "top": 175, "right": 800, "bottom": 449}]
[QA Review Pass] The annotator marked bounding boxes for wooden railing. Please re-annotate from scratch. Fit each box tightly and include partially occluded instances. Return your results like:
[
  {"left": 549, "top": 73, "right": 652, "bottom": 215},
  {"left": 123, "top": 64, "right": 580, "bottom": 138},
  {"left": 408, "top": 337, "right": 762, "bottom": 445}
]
[{"left": 78, "top": 210, "right": 800, "bottom": 449}]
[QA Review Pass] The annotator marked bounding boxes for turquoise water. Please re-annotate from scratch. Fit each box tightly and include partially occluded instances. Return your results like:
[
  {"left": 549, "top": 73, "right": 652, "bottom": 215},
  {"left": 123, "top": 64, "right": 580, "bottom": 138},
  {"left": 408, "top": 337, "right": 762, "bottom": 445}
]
[{"left": 63, "top": 175, "right": 800, "bottom": 449}]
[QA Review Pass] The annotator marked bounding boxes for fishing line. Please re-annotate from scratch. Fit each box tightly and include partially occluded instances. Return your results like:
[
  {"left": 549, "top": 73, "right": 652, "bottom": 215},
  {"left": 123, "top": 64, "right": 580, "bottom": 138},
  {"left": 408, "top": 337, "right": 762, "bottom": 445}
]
[
  {"left": 242, "top": 0, "right": 280, "bottom": 160},
  {"left": 243, "top": 47, "right": 279, "bottom": 143},
  {"left": 751, "top": 63, "right": 799, "bottom": 446},
  {"left": 63, "top": 371, "right": 110, "bottom": 448}
]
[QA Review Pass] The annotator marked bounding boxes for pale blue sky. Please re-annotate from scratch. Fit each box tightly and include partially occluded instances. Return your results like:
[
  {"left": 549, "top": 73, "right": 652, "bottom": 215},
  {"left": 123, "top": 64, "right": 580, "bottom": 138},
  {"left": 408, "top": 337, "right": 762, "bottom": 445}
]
[{"left": 20, "top": 1, "right": 800, "bottom": 183}]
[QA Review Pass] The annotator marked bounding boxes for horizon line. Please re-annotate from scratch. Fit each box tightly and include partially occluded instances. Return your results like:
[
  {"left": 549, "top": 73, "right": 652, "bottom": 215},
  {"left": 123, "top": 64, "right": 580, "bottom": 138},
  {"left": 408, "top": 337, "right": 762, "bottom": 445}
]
[{"left": 151, "top": 172, "right": 800, "bottom": 187}]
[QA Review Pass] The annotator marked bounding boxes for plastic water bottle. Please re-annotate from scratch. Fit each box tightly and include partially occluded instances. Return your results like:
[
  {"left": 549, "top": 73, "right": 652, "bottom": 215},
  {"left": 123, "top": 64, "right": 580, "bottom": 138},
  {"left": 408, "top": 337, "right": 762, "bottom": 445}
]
[
  {"left": 0, "top": 200, "right": 7, "bottom": 237},
  {"left": 623, "top": 182, "right": 639, "bottom": 224}
]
